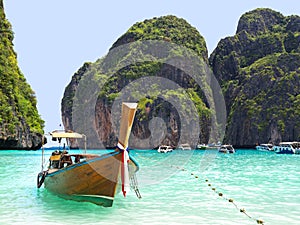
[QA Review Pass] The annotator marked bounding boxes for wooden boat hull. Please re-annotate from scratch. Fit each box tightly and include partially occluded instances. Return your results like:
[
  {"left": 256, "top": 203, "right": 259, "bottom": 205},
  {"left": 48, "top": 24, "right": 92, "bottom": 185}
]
[{"left": 44, "top": 151, "right": 138, "bottom": 207}]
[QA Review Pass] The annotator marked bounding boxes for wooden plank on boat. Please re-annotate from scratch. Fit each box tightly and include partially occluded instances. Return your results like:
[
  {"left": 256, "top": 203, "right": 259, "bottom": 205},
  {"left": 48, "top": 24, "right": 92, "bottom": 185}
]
[{"left": 118, "top": 102, "right": 138, "bottom": 148}]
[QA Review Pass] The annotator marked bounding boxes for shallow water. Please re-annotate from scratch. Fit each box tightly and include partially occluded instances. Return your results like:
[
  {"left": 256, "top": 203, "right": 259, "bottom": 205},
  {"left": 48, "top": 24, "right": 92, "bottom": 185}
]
[{"left": 0, "top": 149, "right": 299, "bottom": 225}]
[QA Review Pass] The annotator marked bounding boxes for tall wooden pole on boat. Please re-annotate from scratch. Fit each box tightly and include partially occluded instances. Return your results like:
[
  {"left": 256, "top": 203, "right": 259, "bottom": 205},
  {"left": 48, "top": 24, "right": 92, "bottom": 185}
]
[
  {"left": 41, "top": 135, "right": 45, "bottom": 171},
  {"left": 118, "top": 102, "right": 138, "bottom": 149},
  {"left": 117, "top": 102, "right": 138, "bottom": 197},
  {"left": 83, "top": 134, "right": 87, "bottom": 154}
]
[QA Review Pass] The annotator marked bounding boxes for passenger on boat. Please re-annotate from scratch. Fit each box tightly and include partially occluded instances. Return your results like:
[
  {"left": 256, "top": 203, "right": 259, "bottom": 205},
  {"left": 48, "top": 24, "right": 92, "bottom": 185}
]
[
  {"left": 75, "top": 155, "right": 81, "bottom": 163},
  {"left": 49, "top": 150, "right": 62, "bottom": 169},
  {"left": 60, "top": 151, "right": 73, "bottom": 167}
]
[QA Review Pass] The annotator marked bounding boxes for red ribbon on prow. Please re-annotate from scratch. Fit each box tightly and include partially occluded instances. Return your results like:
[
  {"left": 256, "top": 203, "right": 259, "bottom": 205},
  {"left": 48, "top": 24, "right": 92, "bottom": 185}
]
[{"left": 118, "top": 142, "right": 129, "bottom": 197}]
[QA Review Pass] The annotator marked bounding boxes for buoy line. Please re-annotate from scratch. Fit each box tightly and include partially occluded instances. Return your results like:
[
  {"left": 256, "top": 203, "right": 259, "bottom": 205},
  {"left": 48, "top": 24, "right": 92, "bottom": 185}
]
[{"left": 173, "top": 165, "right": 265, "bottom": 225}]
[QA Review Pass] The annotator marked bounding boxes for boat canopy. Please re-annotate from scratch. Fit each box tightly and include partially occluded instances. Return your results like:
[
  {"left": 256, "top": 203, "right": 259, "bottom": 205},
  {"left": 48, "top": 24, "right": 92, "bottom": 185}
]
[
  {"left": 49, "top": 130, "right": 85, "bottom": 139},
  {"left": 279, "top": 142, "right": 294, "bottom": 144}
]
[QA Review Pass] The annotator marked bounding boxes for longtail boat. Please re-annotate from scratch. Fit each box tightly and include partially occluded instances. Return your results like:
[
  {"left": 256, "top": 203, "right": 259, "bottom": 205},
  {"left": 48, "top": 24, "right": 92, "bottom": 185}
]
[{"left": 37, "top": 102, "right": 140, "bottom": 207}]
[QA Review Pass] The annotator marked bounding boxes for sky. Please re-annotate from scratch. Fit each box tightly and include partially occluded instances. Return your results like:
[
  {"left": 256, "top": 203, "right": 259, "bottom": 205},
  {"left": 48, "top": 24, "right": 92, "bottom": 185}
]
[{"left": 3, "top": 0, "right": 300, "bottom": 135}]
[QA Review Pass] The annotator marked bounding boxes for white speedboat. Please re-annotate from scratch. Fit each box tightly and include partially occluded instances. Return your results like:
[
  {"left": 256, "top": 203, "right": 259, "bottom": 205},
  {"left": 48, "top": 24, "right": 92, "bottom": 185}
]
[
  {"left": 157, "top": 145, "right": 173, "bottom": 153},
  {"left": 256, "top": 144, "right": 274, "bottom": 152},
  {"left": 219, "top": 145, "right": 235, "bottom": 153},
  {"left": 178, "top": 143, "right": 192, "bottom": 150},
  {"left": 272, "top": 142, "right": 300, "bottom": 154},
  {"left": 196, "top": 144, "right": 207, "bottom": 150}
]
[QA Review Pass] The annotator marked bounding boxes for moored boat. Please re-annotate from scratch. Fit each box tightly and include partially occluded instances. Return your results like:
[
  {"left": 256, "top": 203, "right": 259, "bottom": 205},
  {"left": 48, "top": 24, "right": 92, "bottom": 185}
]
[
  {"left": 196, "top": 144, "right": 207, "bottom": 150},
  {"left": 178, "top": 143, "right": 192, "bottom": 150},
  {"left": 157, "top": 145, "right": 173, "bottom": 153},
  {"left": 37, "top": 102, "right": 141, "bottom": 207},
  {"left": 218, "top": 145, "right": 235, "bottom": 153},
  {"left": 256, "top": 143, "right": 274, "bottom": 152},
  {"left": 272, "top": 142, "right": 300, "bottom": 154}
]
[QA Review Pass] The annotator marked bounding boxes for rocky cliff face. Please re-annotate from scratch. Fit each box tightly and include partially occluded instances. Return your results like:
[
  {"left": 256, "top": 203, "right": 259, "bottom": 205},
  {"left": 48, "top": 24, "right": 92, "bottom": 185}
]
[
  {"left": 0, "top": 1, "right": 44, "bottom": 150},
  {"left": 62, "top": 15, "right": 212, "bottom": 149},
  {"left": 210, "top": 8, "right": 300, "bottom": 147},
  {"left": 63, "top": 9, "right": 300, "bottom": 149}
]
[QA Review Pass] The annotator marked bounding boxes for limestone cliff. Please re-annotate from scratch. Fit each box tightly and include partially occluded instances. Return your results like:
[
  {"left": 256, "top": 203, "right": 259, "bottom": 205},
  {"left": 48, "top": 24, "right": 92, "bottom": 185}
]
[
  {"left": 63, "top": 9, "right": 300, "bottom": 149},
  {"left": 0, "top": 1, "right": 44, "bottom": 150},
  {"left": 210, "top": 8, "right": 300, "bottom": 147},
  {"left": 62, "top": 15, "right": 212, "bottom": 149}
]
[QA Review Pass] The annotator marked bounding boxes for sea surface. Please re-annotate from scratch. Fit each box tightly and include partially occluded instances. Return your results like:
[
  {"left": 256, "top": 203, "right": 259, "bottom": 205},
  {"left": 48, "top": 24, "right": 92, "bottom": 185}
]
[{"left": 0, "top": 149, "right": 299, "bottom": 225}]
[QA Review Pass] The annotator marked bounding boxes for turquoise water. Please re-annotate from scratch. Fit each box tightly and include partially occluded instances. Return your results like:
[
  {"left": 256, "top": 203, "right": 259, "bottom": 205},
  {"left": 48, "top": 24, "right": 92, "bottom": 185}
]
[{"left": 0, "top": 149, "right": 299, "bottom": 225}]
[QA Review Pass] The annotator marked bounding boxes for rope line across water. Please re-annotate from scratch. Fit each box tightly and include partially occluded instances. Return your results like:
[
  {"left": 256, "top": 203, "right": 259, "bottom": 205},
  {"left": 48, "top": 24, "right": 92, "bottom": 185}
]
[{"left": 175, "top": 166, "right": 265, "bottom": 225}]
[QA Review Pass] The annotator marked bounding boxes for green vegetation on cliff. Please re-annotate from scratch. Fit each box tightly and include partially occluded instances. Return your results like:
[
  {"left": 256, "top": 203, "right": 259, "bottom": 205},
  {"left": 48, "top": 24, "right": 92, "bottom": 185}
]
[
  {"left": 111, "top": 15, "right": 208, "bottom": 62},
  {"left": 210, "top": 8, "right": 300, "bottom": 146},
  {"left": 0, "top": 2, "right": 44, "bottom": 149}
]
